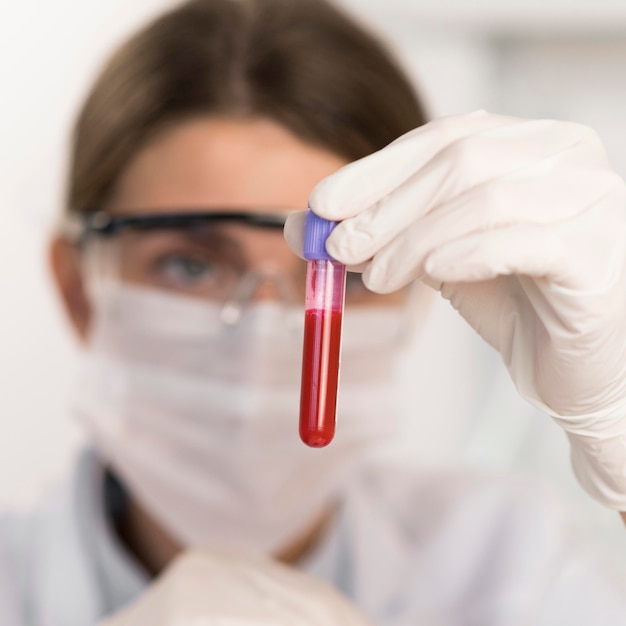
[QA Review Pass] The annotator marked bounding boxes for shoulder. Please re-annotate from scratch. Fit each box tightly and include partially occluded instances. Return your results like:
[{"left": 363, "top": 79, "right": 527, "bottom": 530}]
[
  {"left": 352, "top": 464, "right": 566, "bottom": 540},
  {"left": 343, "top": 464, "right": 571, "bottom": 584},
  {"left": 341, "top": 465, "right": 626, "bottom": 623}
]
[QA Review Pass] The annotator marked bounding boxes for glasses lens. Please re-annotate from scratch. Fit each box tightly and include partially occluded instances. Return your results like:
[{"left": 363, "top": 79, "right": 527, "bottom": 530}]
[
  {"left": 83, "top": 220, "right": 310, "bottom": 306},
  {"left": 124, "top": 226, "right": 247, "bottom": 300},
  {"left": 80, "top": 212, "right": 406, "bottom": 310}
]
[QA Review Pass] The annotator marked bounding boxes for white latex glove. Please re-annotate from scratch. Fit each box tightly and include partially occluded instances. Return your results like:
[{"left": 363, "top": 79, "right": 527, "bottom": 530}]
[
  {"left": 285, "top": 111, "right": 626, "bottom": 510},
  {"left": 99, "top": 548, "right": 373, "bottom": 626}
]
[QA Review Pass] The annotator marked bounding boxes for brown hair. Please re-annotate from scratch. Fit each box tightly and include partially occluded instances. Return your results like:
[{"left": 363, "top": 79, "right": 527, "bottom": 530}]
[{"left": 68, "top": 0, "right": 428, "bottom": 215}]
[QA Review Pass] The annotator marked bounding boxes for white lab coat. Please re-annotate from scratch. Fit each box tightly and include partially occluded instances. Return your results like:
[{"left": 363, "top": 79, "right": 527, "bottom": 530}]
[{"left": 1, "top": 449, "right": 625, "bottom": 626}]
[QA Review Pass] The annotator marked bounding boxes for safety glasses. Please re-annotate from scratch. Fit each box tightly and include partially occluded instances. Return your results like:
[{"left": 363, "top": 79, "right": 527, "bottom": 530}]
[
  {"left": 66, "top": 210, "right": 377, "bottom": 324},
  {"left": 79, "top": 210, "right": 288, "bottom": 237}
]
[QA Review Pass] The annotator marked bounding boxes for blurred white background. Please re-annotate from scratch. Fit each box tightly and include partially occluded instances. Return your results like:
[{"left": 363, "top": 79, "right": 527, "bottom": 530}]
[{"left": 2, "top": 0, "right": 626, "bottom": 581}]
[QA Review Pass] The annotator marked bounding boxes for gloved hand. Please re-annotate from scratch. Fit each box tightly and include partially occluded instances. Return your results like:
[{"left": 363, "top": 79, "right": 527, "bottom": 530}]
[
  {"left": 99, "top": 547, "right": 373, "bottom": 626},
  {"left": 285, "top": 111, "right": 626, "bottom": 510}
]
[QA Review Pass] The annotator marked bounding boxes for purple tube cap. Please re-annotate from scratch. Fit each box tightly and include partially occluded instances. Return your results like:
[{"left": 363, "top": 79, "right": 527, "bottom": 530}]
[{"left": 303, "top": 207, "right": 338, "bottom": 261}]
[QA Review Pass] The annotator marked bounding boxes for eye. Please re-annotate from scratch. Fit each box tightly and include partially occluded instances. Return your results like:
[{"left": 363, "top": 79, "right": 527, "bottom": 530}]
[{"left": 155, "top": 254, "right": 219, "bottom": 286}]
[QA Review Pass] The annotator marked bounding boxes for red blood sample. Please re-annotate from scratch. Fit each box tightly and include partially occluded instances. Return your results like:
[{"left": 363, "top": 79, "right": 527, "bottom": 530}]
[{"left": 299, "top": 307, "right": 342, "bottom": 447}]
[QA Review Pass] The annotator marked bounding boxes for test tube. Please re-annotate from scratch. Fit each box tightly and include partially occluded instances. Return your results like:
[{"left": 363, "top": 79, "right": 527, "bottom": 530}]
[{"left": 299, "top": 207, "right": 346, "bottom": 447}]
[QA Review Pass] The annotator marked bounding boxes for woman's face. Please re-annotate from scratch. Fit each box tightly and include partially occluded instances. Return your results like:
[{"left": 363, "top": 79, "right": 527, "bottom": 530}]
[{"left": 52, "top": 116, "right": 409, "bottom": 337}]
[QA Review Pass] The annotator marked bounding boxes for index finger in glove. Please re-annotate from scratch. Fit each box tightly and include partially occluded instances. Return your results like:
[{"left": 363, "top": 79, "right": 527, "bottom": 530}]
[
  {"left": 309, "top": 110, "right": 520, "bottom": 222},
  {"left": 322, "top": 117, "right": 603, "bottom": 267}
]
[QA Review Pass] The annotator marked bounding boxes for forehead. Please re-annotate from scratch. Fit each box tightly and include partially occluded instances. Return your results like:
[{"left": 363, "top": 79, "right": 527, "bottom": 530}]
[{"left": 109, "top": 116, "right": 348, "bottom": 215}]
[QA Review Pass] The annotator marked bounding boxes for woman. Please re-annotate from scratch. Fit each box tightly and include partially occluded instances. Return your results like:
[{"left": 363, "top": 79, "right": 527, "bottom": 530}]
[{"left": 2, "top": 0, "right": 626, "bottom": 624}]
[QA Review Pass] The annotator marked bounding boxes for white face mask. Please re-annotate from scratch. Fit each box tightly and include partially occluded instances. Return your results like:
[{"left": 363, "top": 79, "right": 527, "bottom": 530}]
[{"left": 74, "top": 282, "right": 405, "bottom": 554}]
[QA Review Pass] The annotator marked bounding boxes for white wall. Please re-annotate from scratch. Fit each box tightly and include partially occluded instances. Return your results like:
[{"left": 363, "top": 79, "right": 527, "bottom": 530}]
[
  {"left": 2, "top": 0, "right": 626, "bottom": 579},
  {"left": 0, "top": 0, "right": 180, "bottom": 512}
]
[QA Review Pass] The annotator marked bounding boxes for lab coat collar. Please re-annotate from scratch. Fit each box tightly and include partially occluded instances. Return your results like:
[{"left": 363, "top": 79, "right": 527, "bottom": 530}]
[
  {"left": 32, "top": 449, "right": 104, "bottom": 626},
  {"left": 33, "top": 451, "right": 409, "bottom": 623},
  {"left": 34, "top": 448, "right": 148, "bottom": 625}
]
